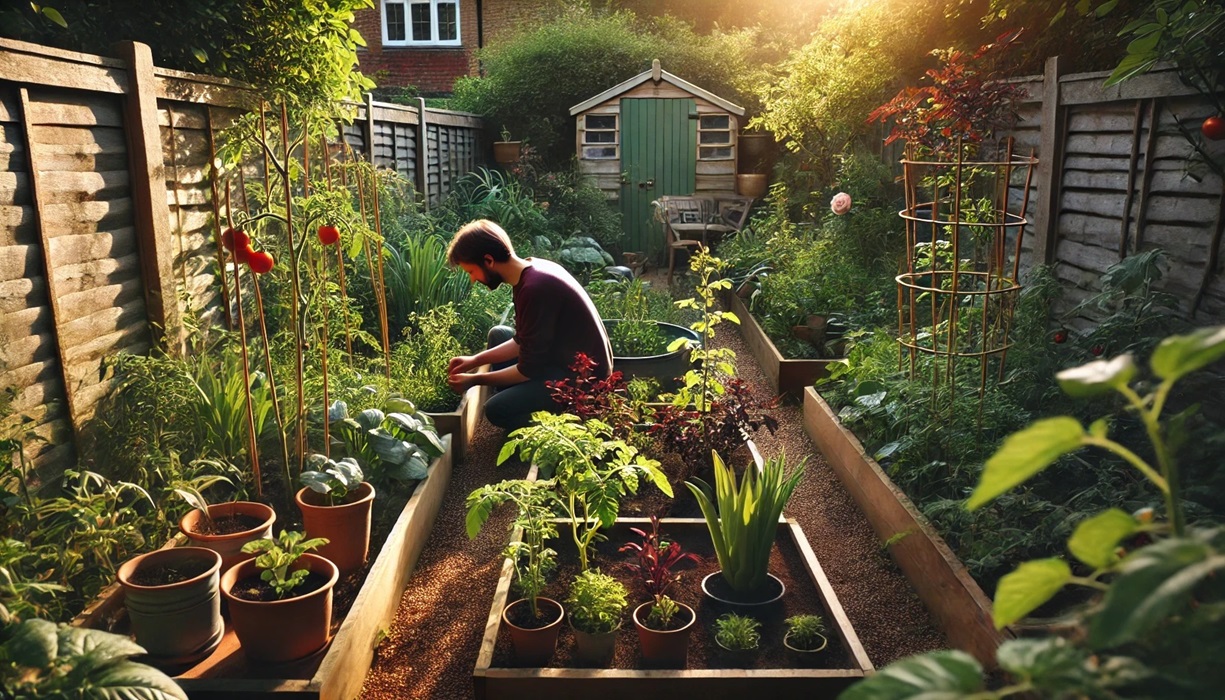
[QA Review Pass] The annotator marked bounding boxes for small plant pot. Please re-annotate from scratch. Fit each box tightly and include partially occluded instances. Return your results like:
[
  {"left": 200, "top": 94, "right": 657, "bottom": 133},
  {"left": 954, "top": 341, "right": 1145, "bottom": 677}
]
[
  {"left": 179, "top": 501, "right": 275, "bottom": 573},
  {"left": 783, "top": 631, "right": 829, "bottom": 655},
  {"left": 701, "top": 571, "right": 786, "bottom": 607},
  {"left": 493, "top": 141, "right": 522, "bottom": 164},
  {"left": 220, "top": 553, "right": 339, "bottom": 663},
  {"left": 632, "top": 600, "right": 695, "bottom": 668},
  {"left": 117, "top": 547, "right": 223, "bottom": 665},
  {"left": 714, "top": 638, "right": 760, "bottom": 666},
  {"left": 736, "top": 173, "right": 768, "bottom": 198},
  {"left": 570, "top": 618, "right": 621, "bottom": 667},
  {"left": 502, "top": 597, "right": 564, "bottom": 666},
  {"left": 296, "top": 482, "right": 376, "bottom": 574}
]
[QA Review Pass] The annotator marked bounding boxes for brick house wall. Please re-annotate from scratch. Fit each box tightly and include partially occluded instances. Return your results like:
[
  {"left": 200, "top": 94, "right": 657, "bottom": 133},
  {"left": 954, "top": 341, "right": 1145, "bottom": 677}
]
[{"left": 353, "top": 0, "right": 551, "bottom": 94}]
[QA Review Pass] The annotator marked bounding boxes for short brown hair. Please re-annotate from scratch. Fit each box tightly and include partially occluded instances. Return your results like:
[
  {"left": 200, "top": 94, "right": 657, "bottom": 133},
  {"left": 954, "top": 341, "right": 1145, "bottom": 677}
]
[{"left": 447, "top": 219, "right": 514, "bottom": 265}]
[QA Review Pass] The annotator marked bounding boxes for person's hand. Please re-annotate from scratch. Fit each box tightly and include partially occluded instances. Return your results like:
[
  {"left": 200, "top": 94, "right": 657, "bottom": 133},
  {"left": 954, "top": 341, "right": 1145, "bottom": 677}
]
[
  {"left": 448, "top": 355, "right": 478, "bottom": 375},
  {"left": 448, "top": 372, "right": 478, "bottom": 394}
]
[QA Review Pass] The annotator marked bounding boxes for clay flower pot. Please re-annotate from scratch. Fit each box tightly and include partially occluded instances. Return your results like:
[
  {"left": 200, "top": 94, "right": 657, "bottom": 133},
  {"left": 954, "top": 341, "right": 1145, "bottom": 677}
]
[
  {"left": 493, "top": 141, "right": 522, "bottom": 164},
  {"left": 632, "top": 600, "right": 695, "bottom": 668},
  {"left": 295, "top": 482, "right": 375, "bottom": 574},
  {"left": 736, "top": 173, "right": 768, "bottom": 198},
  {"left": 117, "top": 547, "right": 223, "bottom": 665},
  {"left": 570, "top": 617, "right": 621, "bottom": 667},
  {"left": 179, "top": 501, "right": 275, "bottom": 572},
  {"left": 502, "top": 597, "right": 563, "bottom": 666},
  {"left": 221, "top": 553, "right": 339, "bottom": 663}
]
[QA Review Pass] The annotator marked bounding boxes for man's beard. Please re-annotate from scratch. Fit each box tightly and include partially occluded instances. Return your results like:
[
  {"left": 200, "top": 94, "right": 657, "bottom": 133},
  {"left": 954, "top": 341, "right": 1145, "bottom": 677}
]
[{"left": 480, "top": 267, "right": 503, "bottom": 290}]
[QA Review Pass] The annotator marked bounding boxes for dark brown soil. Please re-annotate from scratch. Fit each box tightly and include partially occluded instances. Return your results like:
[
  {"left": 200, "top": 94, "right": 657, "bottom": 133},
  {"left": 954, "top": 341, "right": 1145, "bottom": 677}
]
[
  {"left": 191, "top": 513, "right": 265, "bottom": 536},
  {"left": 129, "top": 558, "right": 212, "bottom": 586},
  {"left": 228, "top": 571, "right": 331, "bottom": 602},
  {"left": 505, "top": 598, "right": 563, "bottom": 629},
  {"left": 359, "top": 272, "right": 947, "bottom": 698}
]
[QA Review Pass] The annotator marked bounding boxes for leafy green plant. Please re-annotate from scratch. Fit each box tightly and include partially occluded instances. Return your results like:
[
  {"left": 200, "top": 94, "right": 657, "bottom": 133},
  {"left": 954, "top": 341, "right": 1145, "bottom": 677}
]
[
  {"left": 842, "top": 326, "right": 1225, "bottom": 698},
  {"left": 300, "top": 454, "right": 364, "bottom": 505},
  {"left": 670, "top": 246, "right": 739, "bottom": 412},
  {"left": 0, "top": 605, "right": 187, "bottom": 700},
  {"left": 498, "top": 412, "right": 672, "bottom": 571},
  {"left": 328, "top": 398, "right": 444, "bottom": 485},
  {"left": 381, "top": 236, "right": 470, "bottom": 333},
  {"left": 566, "top": 569, "right": 628, "bottom": 635},
  {"left": 241, "top": 530, "right": 328, "bottom": 600},
  {"left": 713, "top": 612, "right": 761, "bottom": 651},
  {"left": 784, "top": 614, "right": 828, "bottom": 651},
  {"left": 466, "top": 478, "right": 559, "bottom": 620},
  {"left": 556, "top": 236, "right": 614, "bottom": 282},
  {"left": 645, "top": 595, "right": 683, "bottom": 629},
  {"left": 391, "top": 305, "right": 466, "bottom": 413},
  {"left": 687, "top": 451, "right": 806, "bottom": 596}
]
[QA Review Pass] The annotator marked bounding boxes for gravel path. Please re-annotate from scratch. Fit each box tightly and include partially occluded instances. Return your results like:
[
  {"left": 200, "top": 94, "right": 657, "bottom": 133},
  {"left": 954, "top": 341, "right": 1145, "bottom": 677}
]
[{"left": 359, "top": 295, "right": 946, "bottom": 699}]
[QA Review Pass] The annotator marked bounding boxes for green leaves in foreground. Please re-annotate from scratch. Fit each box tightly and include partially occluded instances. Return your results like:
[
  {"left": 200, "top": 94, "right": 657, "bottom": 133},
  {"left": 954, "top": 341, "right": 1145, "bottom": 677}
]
[
  {"left": 838, "top": 650, "right": 984, "bottom": 699},
  {"left": 993, "top": 558, "right": 1071, "bottom": 629},
  {"left": 1068, "top": 508, "right": 1137, "bottom": 569},
  {"left": 1149, "top": 325, "right": 1225, "bottom": 383},
  {"left": 967, "top": 417, "right": 1086, "bottom": 510}
]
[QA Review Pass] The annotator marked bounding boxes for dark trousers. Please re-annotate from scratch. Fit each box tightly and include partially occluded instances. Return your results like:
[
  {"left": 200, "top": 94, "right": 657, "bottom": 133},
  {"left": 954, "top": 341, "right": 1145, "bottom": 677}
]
[{"left": 482, "top": 325, "right": 564, "bottom": 432}]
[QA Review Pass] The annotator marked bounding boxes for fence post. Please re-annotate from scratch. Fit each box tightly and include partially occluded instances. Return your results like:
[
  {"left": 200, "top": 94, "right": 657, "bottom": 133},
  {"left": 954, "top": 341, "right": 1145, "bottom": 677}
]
[
  {"left": 1031, "top": 55, "right": 1065, "bottom": 266},
  {"left": 116, "top": 40, "right": 182, "bottom": 355},
  {"left": 364, "top": 91, "right": 376, "bottom": 164},
  {"left": 417, "top": 97, "right": 429, "bottom": 211}
]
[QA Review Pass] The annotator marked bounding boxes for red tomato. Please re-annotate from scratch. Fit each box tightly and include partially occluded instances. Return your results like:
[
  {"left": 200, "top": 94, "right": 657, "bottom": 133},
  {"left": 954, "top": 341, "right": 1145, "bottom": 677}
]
[
  {"left": 1202, "top": 116, "right": 1225, "bottom": 141},
  {"left": 234, "top": 242, "right": 253, "bottom": 264},
  {"left": 221, "top": 227, "right": 249, "bottom": 252},
  {"left": 1090, "top": 344, "right": 1104, "bottom": 356},
  {"left": 248, "top": 250, "right": 275, "bottom": 274},
  {"left": 1053, "top": 329, "right": 1068, "bottom": 344},
  {"left": 317, "top": 224, "right": 340, "bottom": 245}
]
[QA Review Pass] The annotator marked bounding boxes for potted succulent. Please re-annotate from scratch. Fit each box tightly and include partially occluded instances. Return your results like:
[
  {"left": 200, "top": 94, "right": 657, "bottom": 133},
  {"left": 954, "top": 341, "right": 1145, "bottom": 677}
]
[
  {"left": 493, "top": 125, "right": 522, "bottom": 164},
  {"left": 467, "top": 478, "right": 563, "bottom": 666},
  {"left": 176, "top": 486, "right": 274, "bottom": 572},
  {"left": 620, "top": 515, "right": 701, "bottom": 668},
  {"left": 296, "top": 453, "right": 375, "bottom": 574},
  {"left": 220, "top": 530, "right": 338, "bottom": 663},
  {"left": 783, "top": 614, "right": 829, "bottom": 654},
  {"left": 713, "top": 612, "right": 761, "bottom": 662},
  {"left": 566, "top": 569, "right": 628, "bottom": 667},
  {"left": 688, "top": 451, "right": 806, "bottom": 605},
  {"left": 116, "top": 546, "right": 224, "bottom": 664}
]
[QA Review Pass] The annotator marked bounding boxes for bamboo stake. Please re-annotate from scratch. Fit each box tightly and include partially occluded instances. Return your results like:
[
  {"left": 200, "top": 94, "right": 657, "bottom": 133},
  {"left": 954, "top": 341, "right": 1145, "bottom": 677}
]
[
  {"left": 323, "top": 133, "right": 354, "bottom": 360},
  {"left": 226, "top": 184, "right": 263, "bottom": 497},
  {"left": 370, "top": 169, "right": 392, "bottom": 381},
  {"left": 205, "top": 107, "right": 234, "bottom": 330},
  {"left": 281, "top": 103, "right": 306, "bottom": 473}
]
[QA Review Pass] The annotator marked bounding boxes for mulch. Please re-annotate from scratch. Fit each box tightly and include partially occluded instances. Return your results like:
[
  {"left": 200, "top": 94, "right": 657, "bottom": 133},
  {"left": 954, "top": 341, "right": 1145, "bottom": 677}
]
[{"left": 358, "top": 286, "right": 946, "bottom": 699}]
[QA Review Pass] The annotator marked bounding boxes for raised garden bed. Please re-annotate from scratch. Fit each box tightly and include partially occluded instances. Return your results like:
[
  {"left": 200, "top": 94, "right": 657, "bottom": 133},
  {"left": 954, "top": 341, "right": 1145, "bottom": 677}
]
[
  {"left": 473, "top": 517, "right": 873, "bottom": 700},
  {"left": 424, "top": 377, "right": 487, "bottom": 464},
  {"left": 724, "top": 290, "right": 838, "bottom": 397},
  {"left": 73, "top": 436, "right": 454, "bottom": 700},
  {"left": 801, "top": 388, "right": 1010, "bottom": 665}
]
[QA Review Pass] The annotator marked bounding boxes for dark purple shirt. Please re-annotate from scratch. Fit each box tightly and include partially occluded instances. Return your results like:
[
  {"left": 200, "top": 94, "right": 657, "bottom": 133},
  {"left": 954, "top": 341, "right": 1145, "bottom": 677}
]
[{"left": 512, "top": 259, "right": 612, "bottom": 380}]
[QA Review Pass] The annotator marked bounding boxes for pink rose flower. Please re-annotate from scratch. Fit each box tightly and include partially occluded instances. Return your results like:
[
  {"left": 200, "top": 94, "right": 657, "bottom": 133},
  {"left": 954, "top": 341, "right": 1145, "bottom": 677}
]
[{"left": 831, "top": 192, "right": 852, "bottom": 216}]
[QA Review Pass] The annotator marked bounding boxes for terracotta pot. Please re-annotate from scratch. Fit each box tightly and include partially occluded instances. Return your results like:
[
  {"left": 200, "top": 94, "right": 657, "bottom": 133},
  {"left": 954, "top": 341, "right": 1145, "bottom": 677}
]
[
  {"left": 570, "top": 617, "right": 621, "bottom": 667},
  {"left": 179, "top": 501, "right": 275, "bottom": 573},
  {"left": 632, "top": 600, "right": 695, "bottom": 668},
  {"left": 221, "top": 553, "right": 338, "bottom": 663},
  {"left": 502, "top": 597, "right": 563, "bottom": 666},
  {"left": 701, "top": 571, "right": 786, "bottom": 607},
  {"left": 736, "top": 173, "right": 768, "bottom": 198},
  {"left": 296, "top": 482, "right": 375, "bottom": 574},
  {"left": 784, "top": 630, "right": 829, "bottom": 654},
  {"left": 117, "top": 547, "right": 223, "bottom": 664},
  {"left": 493, "top": 141, "right": 522, "bottom": 164}
]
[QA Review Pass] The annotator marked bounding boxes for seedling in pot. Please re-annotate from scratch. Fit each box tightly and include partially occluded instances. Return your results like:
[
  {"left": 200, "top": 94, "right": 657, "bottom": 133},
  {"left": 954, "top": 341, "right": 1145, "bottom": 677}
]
[
  {"left": 784, "top": 614, "right": 828, "bottom": 652},
  {"left": 241, "top": 530, "right": 328, "bottom": 599},
  {"left": 713, "top": 613, "right": 761, "bottom": 651},
  {"left": 567, "top": 570, "right": 628, "bottom": 635},
  {"left": 645, "top": 595, "right": 684, "bottom": 629},
  {"left": 620, "top": 515, "right": 700, "bottom": 627},
  {"left": 300, "top": 453, "right": 364, "bottom": 506}
]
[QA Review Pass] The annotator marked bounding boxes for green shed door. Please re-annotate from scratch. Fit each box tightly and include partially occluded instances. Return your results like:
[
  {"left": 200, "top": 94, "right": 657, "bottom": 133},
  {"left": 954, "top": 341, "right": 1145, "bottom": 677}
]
[{"left": 620, "top": 98, "right": 696, "bottom": 260}]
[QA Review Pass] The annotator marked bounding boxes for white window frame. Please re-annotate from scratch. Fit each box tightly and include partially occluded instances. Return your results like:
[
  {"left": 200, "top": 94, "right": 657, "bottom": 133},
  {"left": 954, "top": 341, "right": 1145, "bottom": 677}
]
[
  {"left": 383, "top": 0, "right": 461, "bottom": 47},
  {"left": 581, "top": 113, "right": 619, "bottom": 160},
  {"left": 697, "top": 114, "right": 734, "bottom": 161}
]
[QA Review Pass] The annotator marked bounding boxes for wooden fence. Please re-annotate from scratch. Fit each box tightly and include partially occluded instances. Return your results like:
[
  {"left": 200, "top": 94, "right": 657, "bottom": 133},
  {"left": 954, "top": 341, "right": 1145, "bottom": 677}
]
[
  {"left": 1001, "top": 58, "right": 1225, "bottom": 326},
  {"left": 0, "top": 38, "right": 487, "bottom": 475}
]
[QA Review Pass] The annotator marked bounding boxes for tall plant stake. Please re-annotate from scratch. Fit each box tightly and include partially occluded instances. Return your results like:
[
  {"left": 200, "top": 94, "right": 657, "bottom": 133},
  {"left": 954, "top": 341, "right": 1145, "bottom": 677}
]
[
  {"left": 225, "top": 185, "right": 263, "bottom": 496},
  {"left": 322, "top": 132, "right": 354, "bottom": 360},
  {"left": 205, "top": 107, "right": 234, "bottom": 330},
  {"left": 369, "top": 169, "right": 391, "bottom": 380},
  {"left": 281, "top": 102, "right": 306, "bottom": 472}
]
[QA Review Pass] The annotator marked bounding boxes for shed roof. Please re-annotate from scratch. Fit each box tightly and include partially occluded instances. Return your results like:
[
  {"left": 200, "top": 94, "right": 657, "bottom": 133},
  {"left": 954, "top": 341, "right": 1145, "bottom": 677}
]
[{"left": 568, "top": 59, "right": 745, "bottom": 116}]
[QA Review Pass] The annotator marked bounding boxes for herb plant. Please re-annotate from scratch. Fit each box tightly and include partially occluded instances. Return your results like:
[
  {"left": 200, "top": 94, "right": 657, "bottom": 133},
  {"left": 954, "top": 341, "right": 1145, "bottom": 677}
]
[
  {"left": 645, "top": 595, "right": 683, "bottom": 629},
  {"left": 566, "top": 569, "right": 628, "bottom": 635},
  {"left": 784, "top": 614, "right": 828, "bottom": 651},
  {"left": 466, "top": 478, "right": 559, "bottom": 620},
  {"left": 300, "top": 454, "right": 364, "bottom": 505},
  {"left": 713, "top": 613, "right": 761, "bottom": 651},
  {"left": 241, "top": 530, "right": 328, "bottom": 599},
  {"left": 688, "top": 451, "right": 806, "bottom": 596}
]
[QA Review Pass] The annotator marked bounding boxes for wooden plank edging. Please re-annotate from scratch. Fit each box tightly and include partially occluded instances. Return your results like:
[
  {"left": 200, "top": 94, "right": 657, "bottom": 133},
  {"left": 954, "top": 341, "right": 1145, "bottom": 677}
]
[
  {"left": 801, "top": 388, "right": 1010, "bottom": 666},
  {"left": 725, "top": 290, "right": 835, "bottom": 396},
  {"left": 423, "top": 365, "right": 488, "bottom": 464}
]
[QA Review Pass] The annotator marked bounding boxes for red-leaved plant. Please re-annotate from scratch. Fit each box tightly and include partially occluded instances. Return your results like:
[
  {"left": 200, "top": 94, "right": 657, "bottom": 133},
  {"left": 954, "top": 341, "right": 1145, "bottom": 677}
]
[
  {"left": 868, "top": 29, "right": 1027, "bottom": 159},
  {"left": 647, "top": 378, "right": 778, "bottom": 482},
  {"left": 546, "top": 353, "right": 635, "bottom": 434},
  {"left": 619, "top": 515, "right": 701, "bottom": 603}
]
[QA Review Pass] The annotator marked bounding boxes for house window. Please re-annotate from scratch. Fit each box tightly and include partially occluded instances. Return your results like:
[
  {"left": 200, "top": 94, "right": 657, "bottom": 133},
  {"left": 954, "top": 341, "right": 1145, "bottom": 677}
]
[
  {"left": 384, "top": 0, "right": 460, "bottom": 46},
  {"left": 582, "top": 114, "right": 618, "bottom": 160},
  {"left": 698, "top": 114, "right": 733, "bottom": 160}
]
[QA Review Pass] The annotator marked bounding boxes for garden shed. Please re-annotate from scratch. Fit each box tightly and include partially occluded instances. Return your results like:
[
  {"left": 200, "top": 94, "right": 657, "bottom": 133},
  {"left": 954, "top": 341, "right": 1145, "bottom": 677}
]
[{"left": 570, "top": 59, "right": 744, "bottom": 256}]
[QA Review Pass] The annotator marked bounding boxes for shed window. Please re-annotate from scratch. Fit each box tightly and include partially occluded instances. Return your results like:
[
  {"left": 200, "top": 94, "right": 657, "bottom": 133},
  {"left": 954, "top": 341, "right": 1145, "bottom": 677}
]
[
  {"left": 582, "top": 114, "right": 619, "bottom": 160},
  {"left": 384, "top": 0, "right": 460, "bottom": 46},
  {"left": 698, "top": 114, "right": 733, "bottom": 160}
]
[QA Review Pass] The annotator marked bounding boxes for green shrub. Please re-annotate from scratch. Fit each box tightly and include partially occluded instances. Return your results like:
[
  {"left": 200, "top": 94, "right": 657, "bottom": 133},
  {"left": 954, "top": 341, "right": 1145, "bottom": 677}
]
[{"left": 391, "top": 305, "right": 465, "bottom": 413}]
